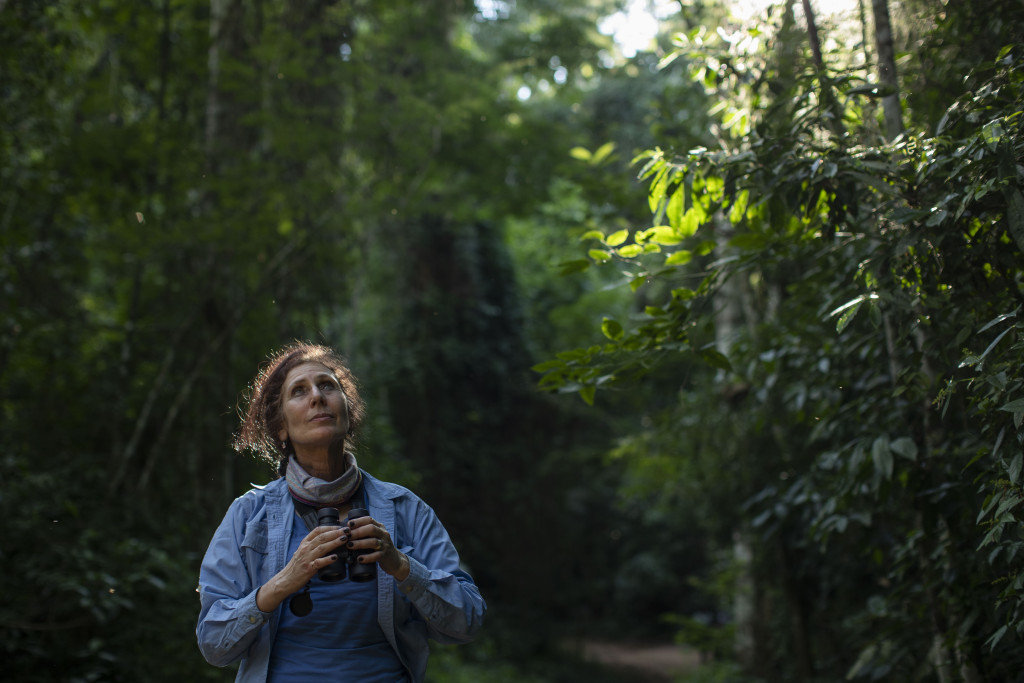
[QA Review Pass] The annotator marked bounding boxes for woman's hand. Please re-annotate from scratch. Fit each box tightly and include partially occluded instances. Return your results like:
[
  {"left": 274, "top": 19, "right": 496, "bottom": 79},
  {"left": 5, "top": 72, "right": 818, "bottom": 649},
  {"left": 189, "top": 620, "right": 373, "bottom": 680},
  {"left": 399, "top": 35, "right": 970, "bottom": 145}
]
[
  {"left": 255, "top": 526, "right": 349, "bottom": 612},
  {"left": 347, "top": 514, "right": 411, "bottom": 581}
]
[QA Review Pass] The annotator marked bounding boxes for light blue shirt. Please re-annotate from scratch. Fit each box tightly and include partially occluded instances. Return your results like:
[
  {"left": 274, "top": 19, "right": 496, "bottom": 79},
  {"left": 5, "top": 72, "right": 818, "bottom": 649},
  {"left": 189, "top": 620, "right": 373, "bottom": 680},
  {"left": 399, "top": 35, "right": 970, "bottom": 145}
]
[
  {"left": 196, "top": 472, "right": 486, "bottom": 682},
  {"left": 267, "top": 512, "right": 406, "bottom": 681}
]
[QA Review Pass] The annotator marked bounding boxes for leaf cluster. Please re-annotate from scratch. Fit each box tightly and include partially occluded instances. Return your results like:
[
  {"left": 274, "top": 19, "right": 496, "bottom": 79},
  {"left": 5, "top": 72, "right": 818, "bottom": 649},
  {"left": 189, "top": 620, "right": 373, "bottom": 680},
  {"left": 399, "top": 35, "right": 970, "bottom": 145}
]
[{"left": 539, "top": 2, "right": 1024, "bottom": 678}]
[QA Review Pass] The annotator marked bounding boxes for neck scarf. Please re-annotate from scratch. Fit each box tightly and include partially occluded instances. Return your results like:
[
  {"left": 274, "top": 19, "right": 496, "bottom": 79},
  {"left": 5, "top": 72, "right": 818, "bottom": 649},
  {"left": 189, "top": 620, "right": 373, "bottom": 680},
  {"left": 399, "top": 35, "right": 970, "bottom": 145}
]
[{"left": 286, "top": 453, "right": 362, "bottom": 508}]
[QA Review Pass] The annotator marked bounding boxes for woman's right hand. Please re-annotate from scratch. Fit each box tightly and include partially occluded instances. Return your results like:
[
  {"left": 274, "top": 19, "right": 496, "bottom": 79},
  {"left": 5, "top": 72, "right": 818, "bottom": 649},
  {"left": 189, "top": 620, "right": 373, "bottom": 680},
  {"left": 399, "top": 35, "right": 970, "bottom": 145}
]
[{"left": 255, "top": 526, "right": 349, "bottom": 612}]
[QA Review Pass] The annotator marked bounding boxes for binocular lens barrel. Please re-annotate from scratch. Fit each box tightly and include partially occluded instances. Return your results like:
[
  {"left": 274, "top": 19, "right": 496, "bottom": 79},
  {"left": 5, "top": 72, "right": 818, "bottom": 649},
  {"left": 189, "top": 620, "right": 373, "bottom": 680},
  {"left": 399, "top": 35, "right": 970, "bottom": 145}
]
[{"left": 315, "top": 507, "right": 376, "bottom": 583}]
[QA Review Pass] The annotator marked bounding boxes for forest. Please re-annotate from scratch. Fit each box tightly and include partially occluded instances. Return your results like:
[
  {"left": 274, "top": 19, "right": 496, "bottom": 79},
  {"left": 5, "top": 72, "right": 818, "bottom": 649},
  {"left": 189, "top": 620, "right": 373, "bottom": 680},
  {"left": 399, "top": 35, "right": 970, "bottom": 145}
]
[{"left": 2, "top": 0, "right": 1023, "bottom": 681}]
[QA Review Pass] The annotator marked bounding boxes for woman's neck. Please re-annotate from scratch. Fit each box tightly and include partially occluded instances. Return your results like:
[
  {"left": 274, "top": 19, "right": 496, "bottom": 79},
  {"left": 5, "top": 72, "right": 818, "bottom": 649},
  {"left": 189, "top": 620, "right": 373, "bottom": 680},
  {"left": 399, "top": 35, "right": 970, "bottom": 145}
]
[{"left": 294, "top": 445, "right": 348, "bottom": 480}]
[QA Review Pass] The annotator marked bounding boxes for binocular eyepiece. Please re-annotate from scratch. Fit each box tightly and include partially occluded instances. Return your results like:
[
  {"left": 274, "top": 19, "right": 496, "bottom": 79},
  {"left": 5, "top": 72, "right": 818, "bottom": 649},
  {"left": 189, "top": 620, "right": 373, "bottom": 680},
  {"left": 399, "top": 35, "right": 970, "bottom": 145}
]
[{"left": 316, "top": 507, "right": 376, "bottom": 583}]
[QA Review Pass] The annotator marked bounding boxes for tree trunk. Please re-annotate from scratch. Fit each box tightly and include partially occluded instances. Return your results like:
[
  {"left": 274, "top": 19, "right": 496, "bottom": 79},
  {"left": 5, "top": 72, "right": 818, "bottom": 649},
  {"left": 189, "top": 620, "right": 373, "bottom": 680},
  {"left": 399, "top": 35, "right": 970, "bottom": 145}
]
[
  {"left": 799, "top": 0, "right": 844, "bottom": 138},
  {"left": 205, "top": 0, "right": 228, "bottom": 163},
  {"left": 801, "top": 0, "right": 825, "bottom": 72},
  {"left": 871, "top": 0, "right": 904, "bottom": 139},
  {"left": 712, "top": 217, "right": 758, "bottom": 667}
]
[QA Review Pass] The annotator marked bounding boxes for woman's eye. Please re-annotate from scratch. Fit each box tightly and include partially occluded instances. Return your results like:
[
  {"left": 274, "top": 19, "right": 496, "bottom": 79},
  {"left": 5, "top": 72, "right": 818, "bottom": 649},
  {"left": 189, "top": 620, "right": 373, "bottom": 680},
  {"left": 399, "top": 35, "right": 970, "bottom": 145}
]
[
  {"left": 292, "top": 386, "right": 306, "bottom": 396},
  {"left": 319, "top": 382, "right": 335, "bottom": 391}
]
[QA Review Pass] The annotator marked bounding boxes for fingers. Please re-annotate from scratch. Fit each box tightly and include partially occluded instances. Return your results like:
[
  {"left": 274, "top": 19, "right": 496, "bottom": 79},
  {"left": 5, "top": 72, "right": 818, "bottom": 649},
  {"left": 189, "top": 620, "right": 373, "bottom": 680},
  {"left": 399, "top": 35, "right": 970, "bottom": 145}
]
[
  {"left": 344, "top": 517, "right": 393, "bottom": 561},
  {"left": 307, "top": 526, "right": 349, "bottom": 554},
  {"left": 289, "top": 527, "right": 348, "bottom": 577}
]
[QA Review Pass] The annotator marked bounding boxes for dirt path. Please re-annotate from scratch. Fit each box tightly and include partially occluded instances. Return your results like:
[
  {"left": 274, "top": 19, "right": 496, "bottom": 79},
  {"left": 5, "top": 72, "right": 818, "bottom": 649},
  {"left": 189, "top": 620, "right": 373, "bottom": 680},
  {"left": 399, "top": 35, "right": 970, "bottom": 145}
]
[{"left": 571, "top": 639, "right": 703, "bottom": 682}]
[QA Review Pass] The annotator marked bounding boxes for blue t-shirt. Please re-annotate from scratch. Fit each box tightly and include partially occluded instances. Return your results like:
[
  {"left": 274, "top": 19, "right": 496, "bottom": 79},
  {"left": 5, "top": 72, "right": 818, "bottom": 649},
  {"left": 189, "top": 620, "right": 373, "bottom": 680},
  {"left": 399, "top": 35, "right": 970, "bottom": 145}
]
[{"left": 267, "top": 512, "right": 408, "bottom": 682}]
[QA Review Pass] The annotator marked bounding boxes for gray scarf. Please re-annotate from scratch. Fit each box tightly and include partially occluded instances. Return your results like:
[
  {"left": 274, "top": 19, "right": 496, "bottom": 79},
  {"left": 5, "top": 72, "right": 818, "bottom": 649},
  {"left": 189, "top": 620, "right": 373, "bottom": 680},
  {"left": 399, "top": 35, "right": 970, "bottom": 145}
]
[{"left": 285, "top": 453, "right": 362, "bottom": 507}]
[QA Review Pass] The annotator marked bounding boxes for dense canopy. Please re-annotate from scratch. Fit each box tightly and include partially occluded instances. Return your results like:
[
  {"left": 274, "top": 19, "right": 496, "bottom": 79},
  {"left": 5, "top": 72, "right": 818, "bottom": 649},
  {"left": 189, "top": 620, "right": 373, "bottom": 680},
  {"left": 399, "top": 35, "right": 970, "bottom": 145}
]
[{"left": 2, "top": 0, "right": 1023, "bottom": 681}]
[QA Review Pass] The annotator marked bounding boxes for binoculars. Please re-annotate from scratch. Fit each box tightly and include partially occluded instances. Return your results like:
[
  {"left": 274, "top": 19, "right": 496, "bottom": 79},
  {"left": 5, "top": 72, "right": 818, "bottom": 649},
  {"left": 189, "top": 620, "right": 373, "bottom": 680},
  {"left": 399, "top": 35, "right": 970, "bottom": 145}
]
[{"left": 316, "top": 507, "right": 376, "bottom": 583}]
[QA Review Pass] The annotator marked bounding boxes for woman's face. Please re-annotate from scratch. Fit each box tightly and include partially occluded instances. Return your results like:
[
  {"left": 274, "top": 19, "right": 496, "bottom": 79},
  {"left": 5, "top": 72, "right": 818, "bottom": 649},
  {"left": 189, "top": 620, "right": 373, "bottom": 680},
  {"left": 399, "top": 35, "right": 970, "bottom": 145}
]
[{"left": 277, "top": 362, "right": 350, "bottom": 454}]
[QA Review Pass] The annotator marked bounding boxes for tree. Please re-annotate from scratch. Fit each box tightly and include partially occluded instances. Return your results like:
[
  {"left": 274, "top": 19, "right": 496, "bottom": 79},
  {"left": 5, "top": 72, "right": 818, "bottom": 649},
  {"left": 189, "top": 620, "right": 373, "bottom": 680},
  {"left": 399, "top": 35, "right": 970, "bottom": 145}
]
[
  {"left": 2, "top": 0, "right": 687, "bottom": 680},
  {"left": 539, "top": 1, "right": 1024, "bottom": 679}
]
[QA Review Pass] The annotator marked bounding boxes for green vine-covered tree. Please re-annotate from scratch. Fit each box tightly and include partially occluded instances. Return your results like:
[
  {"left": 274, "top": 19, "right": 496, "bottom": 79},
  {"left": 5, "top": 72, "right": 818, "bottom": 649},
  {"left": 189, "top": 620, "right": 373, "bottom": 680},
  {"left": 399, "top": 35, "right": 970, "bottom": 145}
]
[{"left": 540, "top": 0, "right": 1024, "bottom": 679}]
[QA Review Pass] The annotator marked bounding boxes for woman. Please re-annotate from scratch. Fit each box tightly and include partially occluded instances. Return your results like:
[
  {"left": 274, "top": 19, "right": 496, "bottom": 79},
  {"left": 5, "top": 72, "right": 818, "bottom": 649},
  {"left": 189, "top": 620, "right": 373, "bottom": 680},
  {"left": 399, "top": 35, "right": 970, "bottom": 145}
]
[{"left": 197, "top": 342, "right": 485, "bottom": 682}]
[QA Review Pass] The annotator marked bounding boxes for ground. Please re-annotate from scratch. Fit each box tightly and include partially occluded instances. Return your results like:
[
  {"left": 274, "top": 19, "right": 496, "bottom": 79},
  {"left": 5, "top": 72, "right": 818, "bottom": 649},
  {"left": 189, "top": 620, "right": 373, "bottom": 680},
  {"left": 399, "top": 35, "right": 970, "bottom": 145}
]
[{"left": 573, "top": 639, "right": 703, "bottom": 682}]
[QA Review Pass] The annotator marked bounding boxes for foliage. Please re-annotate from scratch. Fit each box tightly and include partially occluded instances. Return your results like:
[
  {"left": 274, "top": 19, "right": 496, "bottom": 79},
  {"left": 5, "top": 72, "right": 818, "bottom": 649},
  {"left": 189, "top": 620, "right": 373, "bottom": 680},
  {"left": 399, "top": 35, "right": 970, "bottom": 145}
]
[
  {"left": 539, "top": 1, "right": 1024, "bottom": 680},
  {"left": 0, "top": 0, "right": 658, "bottom": 679}
]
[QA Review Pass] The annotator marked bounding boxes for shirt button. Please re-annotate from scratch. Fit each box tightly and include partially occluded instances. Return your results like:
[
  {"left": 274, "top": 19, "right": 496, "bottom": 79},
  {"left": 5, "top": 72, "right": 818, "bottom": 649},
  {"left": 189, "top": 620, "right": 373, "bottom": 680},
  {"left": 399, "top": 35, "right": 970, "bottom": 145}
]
[{"left": 249, "top": 615, "right": 256, "bottom": 624}]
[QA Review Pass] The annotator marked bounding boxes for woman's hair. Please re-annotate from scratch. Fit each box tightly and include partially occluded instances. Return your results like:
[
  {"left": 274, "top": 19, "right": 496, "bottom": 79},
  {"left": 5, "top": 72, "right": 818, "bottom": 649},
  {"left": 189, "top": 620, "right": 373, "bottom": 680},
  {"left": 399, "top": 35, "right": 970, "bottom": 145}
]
[{"left": 234, "top": 342, "right": 366, "bottom": 474}]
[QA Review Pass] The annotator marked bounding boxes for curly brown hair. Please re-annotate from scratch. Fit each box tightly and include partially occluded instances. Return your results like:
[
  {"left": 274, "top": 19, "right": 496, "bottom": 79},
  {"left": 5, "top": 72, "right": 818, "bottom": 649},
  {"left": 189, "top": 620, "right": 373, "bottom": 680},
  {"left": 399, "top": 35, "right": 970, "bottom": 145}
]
[{"left": 234, "top": 342, "right": 366, "bottom": 475}]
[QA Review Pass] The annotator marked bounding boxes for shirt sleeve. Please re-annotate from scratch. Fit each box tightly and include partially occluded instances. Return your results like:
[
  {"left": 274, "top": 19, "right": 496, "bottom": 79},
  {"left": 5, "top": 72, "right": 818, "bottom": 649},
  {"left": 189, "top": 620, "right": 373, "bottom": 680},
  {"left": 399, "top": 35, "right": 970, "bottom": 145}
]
[
  {"left": 196, "top": 496, "right": 273, "bottom": 667},
  {"left": 393, "top": 497, "right": 486, "bottom": 644}
]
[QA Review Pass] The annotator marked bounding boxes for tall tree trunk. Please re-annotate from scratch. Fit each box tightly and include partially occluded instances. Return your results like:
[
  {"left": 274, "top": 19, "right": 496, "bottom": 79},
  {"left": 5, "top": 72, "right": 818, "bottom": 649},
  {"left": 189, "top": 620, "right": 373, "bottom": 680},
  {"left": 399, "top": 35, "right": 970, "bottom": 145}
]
[
  {"left": 871, "top": 0, "right": 904, "bottom": 139},
  {"left": 205, "top": 0, "right": 228, "bottom": 164},
  {"left": 713, "top": 217, "right": 758, "bottom": 668},
  {"left": 801, "top": 0, "right": 825, "bottom": 72},
  {"left": 802, "top": 0, "right": 845, "bottom": 138}
]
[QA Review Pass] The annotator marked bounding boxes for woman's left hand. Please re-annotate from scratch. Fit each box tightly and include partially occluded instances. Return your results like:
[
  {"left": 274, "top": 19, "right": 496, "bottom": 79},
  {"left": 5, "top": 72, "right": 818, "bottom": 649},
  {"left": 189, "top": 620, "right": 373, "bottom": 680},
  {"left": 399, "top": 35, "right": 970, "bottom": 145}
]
[{"left": 346, "top": 515, "right": 411, "bottom": 581}]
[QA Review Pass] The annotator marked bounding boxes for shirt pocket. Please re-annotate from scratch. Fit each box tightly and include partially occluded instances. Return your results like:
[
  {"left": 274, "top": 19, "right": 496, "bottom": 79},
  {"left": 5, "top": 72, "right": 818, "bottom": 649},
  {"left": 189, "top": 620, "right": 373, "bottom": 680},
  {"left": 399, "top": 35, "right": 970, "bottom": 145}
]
[
  {"left": 240, "top": 514, "right": 269, "bottom": 583},
  {"left": 242, "top": 518, "right": 268, "bottom": 552}
]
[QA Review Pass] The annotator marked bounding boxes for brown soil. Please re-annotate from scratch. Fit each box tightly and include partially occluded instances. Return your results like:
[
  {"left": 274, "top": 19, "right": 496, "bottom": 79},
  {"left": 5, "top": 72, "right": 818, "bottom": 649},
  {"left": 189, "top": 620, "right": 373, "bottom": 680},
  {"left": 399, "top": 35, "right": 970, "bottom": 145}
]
[{"left": 570, "top": 639, "right": 703, "bottom": 682}]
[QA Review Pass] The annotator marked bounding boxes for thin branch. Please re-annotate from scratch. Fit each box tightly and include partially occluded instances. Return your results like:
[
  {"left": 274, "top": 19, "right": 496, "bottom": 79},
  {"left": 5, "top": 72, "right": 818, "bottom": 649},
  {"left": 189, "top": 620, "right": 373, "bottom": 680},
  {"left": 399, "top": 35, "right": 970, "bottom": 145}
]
[
  {"left": 108, "top": 316, "right": 194, "bottom": 494},
  {"left": 133, "top": 239, "right": 301, "bottom": 493}
]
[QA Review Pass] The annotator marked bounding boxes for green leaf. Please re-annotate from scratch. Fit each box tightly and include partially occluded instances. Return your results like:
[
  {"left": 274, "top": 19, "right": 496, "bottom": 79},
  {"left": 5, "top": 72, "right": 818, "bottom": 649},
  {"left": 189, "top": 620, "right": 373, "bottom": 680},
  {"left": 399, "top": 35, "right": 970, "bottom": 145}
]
[
  {"left": 648, "top": 226, "right": 683, "bottom": 245},
  {"left": 678, "top": 207, "right": 702, "bottom": 237},
  {"left": 1009, "top": 453, "right": 1023, "bottom": 485},
  {"left": 986, "top": 625, "right": 1008, "bottom": 651},
  {"left": 591, "top": 141, "right": 615, "bottom": 165},
  {"left": 835, "top": 301, "right": 863, "bottom": 333},
  {"left": 667, "top": 184, "right": 685, "bottom": 229},
  {"left": 872, "top": 436, "right": 894, "bottom": 480},
  {"left": 728, "top": 189, "right": 749, "bottom": 224},
  {"left": 830, "top": 294, "right": 878, "bottom": 333},
  {"left": 570, "top": 147, "right": 592, "bottom": 161},
  {"left": 649, "top": 165, "right": 672, "bottom": 214},
  {"left": 531, "top": 359, "right": 564, "bottom": 372},
  {"left": 601, "top": 317, "right": 624, "bottom": 341},
  {"left": 606, "top": 229, "right": 629, "bottom": 247},
  {"left": 890, "top": 437, "right": 918, "bottom": 461},
  {"left": 672, "top": 287, "right": 697, "bottom": 300},
  {"left": 978, "top": 311, "right": 1017, "bottom": 333},
  {"left": 588, "top": 249, "right": 612, "bottom": 262},
  {"left": 979, "top": 327, "right": 1013, "bottom": 363},
  {"left": 579, "top": 230, "right": 605, "bottom": 241},
  {"left": 700, "top": 348, "right": 732, "bottom": 371},
  {"left": 618, "top": 244, "right": 643, "bottom": 258},
  {"left": 1002, "top": 186, "right": 1024, "bottom": 254},
  {"left": 869, "top": 301, "right": 882, "bottom": 327},
  {"left": 579, "top": 385, "right": 596, "bottom": 405},
  {"left": 664, "top": 250, "right": 692, "bottom": 266},
  {"left": 998, "top": 398, "right": 1024, "bottom": 413}
]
